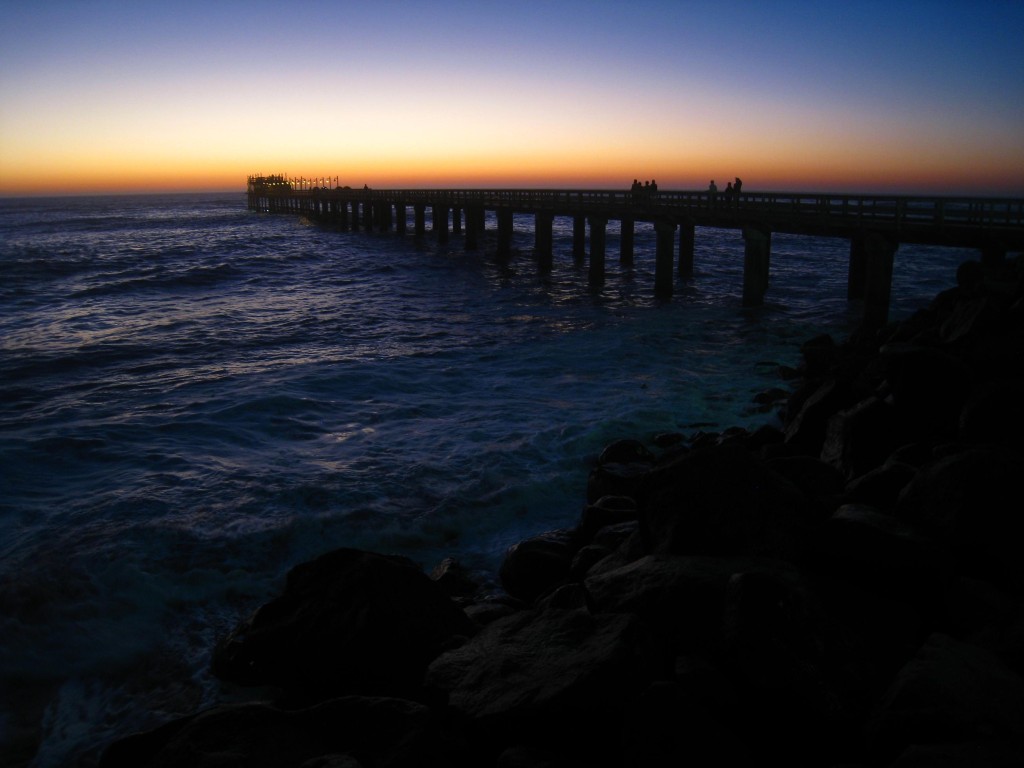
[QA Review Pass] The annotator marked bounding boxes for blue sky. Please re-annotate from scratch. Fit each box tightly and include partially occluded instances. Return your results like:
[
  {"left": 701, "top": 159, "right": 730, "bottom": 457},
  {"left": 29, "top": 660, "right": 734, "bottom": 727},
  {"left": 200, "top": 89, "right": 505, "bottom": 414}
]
[{"left": 1, "top": 0, "right": 1022, "bottom": 194}]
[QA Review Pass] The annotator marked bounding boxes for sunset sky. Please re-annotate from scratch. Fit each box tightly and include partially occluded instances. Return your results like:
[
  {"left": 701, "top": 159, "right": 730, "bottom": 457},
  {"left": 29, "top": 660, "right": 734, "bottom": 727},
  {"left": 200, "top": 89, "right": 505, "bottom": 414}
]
[{"left": 1, "top": 0, "right": 1022, "bottom": 196}]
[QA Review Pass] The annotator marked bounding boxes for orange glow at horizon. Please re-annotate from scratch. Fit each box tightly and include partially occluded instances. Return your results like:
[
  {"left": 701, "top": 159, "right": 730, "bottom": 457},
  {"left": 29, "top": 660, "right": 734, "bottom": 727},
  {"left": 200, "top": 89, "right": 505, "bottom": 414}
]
[{"left": 2, "top": 3, "right": 1022, "bottom": 199}]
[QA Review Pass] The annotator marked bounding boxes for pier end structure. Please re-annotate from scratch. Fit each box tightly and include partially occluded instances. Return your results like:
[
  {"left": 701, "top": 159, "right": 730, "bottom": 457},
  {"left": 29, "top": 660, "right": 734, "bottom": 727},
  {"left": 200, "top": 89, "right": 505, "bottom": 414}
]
[{"left": 246, "top": 177, "right": 1024, "bottom": 327}]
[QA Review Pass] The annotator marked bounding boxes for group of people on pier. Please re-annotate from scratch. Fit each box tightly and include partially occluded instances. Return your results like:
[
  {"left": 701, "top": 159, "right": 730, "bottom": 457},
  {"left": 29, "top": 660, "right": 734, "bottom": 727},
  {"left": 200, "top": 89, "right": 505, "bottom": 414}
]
[
  {"left": 630, "top": 179, "right": 658, "bottom": 199},
  {"left": 708, "top": 177, "right": 743, "bottom": 205}
]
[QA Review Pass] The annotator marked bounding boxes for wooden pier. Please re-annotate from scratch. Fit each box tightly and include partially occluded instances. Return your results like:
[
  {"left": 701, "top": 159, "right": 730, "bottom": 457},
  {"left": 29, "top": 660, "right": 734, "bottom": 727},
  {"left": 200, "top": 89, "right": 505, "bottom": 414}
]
[{"left": 247, "top": 175, "right": 1024, "bottom": 328}]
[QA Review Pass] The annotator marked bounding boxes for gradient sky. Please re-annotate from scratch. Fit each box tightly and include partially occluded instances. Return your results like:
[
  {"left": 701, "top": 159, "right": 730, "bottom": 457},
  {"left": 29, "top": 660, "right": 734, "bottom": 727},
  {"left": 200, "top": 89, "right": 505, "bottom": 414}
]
[{"left": 1, "top": 0, "right": 1022, "bottom": 196}]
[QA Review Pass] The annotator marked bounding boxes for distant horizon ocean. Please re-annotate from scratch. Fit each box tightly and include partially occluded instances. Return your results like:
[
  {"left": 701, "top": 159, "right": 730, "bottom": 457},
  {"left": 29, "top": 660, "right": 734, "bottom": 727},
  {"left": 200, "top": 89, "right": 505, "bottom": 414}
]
[{"left": 0, "top": 192, "right": 971, "bottom": 766}]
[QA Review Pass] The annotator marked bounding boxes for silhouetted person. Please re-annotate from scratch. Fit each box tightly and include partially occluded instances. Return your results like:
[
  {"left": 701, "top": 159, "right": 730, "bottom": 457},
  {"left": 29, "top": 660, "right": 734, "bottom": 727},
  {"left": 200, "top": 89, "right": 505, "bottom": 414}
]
[
  {"left": 725, "top": 181, "right": 734, "bottom": 201},
  {"left": 708, "top": 180, "right": 718, "bottom": 207},
  {"left": 650, "top": 179, "right": 658, "bottom": 193},
  {"left": 734, "top": 177, "right": 743, "bottom": 194}
]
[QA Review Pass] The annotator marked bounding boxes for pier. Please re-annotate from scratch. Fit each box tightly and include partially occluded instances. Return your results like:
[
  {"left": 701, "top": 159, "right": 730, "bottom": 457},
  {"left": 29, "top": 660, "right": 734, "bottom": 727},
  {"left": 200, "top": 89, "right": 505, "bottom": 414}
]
[{"left": 247, "top": 176, "right": 1024, "bottom": 328}]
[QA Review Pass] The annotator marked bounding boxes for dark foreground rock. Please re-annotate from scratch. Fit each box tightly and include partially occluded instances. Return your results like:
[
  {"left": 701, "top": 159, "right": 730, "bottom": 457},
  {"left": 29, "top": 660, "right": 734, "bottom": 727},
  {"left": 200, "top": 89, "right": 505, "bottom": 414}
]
[{"left": 102, "top": 255, "right": 1024, "bottom": 767}]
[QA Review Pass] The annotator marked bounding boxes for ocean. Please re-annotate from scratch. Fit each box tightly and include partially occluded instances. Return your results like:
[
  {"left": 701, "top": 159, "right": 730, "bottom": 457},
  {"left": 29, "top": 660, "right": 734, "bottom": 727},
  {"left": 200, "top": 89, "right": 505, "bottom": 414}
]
[{"left": 0, "top": 191, "right": 969, "bottom": 766}]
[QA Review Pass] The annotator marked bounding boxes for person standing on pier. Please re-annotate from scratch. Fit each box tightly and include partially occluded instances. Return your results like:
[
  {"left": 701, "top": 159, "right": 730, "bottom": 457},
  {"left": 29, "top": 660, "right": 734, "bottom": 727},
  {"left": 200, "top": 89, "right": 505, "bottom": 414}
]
[
  {"left": 708, "top": 180, "right": 718, "bottom": 206},
  {"left": 734, "top": 177, "right": 743, "bottom": 194}
]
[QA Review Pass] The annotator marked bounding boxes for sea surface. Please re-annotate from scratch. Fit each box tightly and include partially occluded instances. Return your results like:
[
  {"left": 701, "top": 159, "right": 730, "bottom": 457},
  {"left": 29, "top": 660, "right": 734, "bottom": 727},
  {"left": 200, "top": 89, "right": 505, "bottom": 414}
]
[{"left": 0, "top": 192, "right": 969, "bottom": 766}]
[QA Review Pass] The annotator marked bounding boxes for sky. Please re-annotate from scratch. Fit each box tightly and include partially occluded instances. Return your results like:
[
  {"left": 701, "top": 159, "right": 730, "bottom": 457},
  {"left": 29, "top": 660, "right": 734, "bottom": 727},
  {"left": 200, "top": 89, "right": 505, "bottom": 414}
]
[{"left": 1, "top": 0, "right": 1022, "bottom": 196}]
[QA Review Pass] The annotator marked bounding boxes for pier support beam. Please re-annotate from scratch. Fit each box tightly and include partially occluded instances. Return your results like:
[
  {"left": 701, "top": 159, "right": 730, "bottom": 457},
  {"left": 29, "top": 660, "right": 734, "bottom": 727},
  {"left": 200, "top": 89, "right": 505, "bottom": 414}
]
[
  {"left": 535, "top": 211, "right": 554, "bottom": 270},
  {"left": 620, "top": 218, "right": 634, "bottom": 266},
  {"left": 452, "top": 207, "right": 462, "bottom": 234},
  {"left": 863, "top": 232, "right": 898, "bottom": 330},
  {"left": 395, "top": 204, "right": 406, "bottom": 233},
  {"left": 497, "top": 209, "right": 514, "bottom": 258},
  {"left": 350, "top": 201, "right": 360, "bottom": 231},
  {"left": 848, "top": 235, "right": 866, "bottom": 300},
  {"left": 433, "top": 205, "right": 449, "bottom": 243},
  {"left": 414, "top": 204, "right": 426, "bottom": 237},
  {"left": 678, "top": 220, "right": 695, "bottom": 278},
  {"left": 654, "top": 220, "right": 677, "bottom": 298},
  {"left": 742, "top": 226, "right": 772, "bottom": 307},
  {"left": 362, "top": 200, "right": 373, "bottom": 231},
  {"left": 377, "top": 202, "right": 392, "bottom": 232},
  {"left": 573, "top": 216, "right": 586, "bottom": 264},
  {"left": 464, "top": 206, "right": 484, "bottom": 250},
  {"left": 589, "top": 216, "right": 607, "bottom": 285}
]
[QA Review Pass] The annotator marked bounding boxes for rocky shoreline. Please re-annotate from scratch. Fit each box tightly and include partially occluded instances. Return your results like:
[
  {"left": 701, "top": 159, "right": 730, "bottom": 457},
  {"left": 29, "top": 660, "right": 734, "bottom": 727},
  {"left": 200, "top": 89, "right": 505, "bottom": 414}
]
[{"left": 100, "top": 255, "right": 1024, "bottom": 767}]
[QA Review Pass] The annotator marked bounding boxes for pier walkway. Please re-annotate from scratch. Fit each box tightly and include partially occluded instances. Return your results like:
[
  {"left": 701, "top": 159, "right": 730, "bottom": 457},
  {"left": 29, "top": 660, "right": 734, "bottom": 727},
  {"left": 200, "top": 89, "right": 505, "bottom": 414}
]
[{"left": 246, "top": 176, "right": 1024, "bottom": 328}]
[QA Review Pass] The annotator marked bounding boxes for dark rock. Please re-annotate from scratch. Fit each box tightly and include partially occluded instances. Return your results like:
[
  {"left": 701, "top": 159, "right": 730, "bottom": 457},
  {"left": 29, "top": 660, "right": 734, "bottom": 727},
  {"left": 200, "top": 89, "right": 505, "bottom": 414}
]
[
  {"left": 99, "top": 696, "right": 468, "bottom": 768},
  {"left": 639, "top": 445, "right": 814, "bottom": 561},
  {"left": 425, "top": 607, "right": 662, "bottom": 760},
  {"left": 765, "top": 454, "right": 845, "bottom": 501},
  {"left": 784, "top": 376, "right": 852, "bottom": 456},
  {"left": 585, "top": 553, "right": 801, "bottom": 654},
  {"left": 720, "top": 571, "right": 847, "bottom": 765},
  {"left": 652, "top": 431, "right": 685, "bottom": 448},
  {"left": 885, "top": 345, "right": 973, "bottom": 440},
  {"left": 867, "top": 633, "right": 1024, "bottom": 761},
  {"left": 591, "top": 520, "right": 638, "bottom": 551},
  {"left": 597, "top": 438, "right": 656, "bottom": 466},
  {"left": 805, "top": 504, "right": 951, "bottom": 609},
  {"left": 578, "top": 495, "right": 637, "bottom": 541},
  {"left": 842, "top": 460, "right": 917, "bottom": 512},
  {"left": 430, "top": 557, "right": 480, "bottom": 598},
  {"left": 463, "top": 597, "right": 521, "bottom": 627},
  {"left": 620, "top": 681, "right": 751, "bottom": 767},
  {"left": 959, "top": 378, "right": 1024, "bottom": 445},
  {"left": 585, "top": 461, "right": 649, "bottom": 505},
  {"left": 498, "top": 528, "right": 578, "bottom": 603},
  {"left": 569, "top": 544, "right": 613, "bottom": 579},
  {"left": 820, "top": 395, "right": 903, "bottom": 480},
  {"left": 799, "top": 333, "right": 838, "bottom": 379},
  {"left": 211, "top": 548, "right": 475, "bottom": 696},
  {"left": 889, "top": 740, "right": 1024, "bottom": 768},
  {"left": 896, "top": 448, "right": 1024, "bottom": 592}
]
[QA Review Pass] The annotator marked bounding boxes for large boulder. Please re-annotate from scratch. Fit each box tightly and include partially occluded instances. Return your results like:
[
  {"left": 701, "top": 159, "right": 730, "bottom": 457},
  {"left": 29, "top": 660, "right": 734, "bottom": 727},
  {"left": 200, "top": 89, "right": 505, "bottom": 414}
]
[
  {"left": 425, "top": 606, "right": 662, "bottom": 760},
  {"left": 98, "top": 696, "right": 468, "bottom": 768},
  {"left": 212, "top": 548, "right": 476, "bottom": 696},
  {"left": 896, "top": 448, "right": 1024, "bottom": 593},
  {"left": 585, "top": 554, "right": 801, "bottom": 655},
  {"left": 498, "top": 528, "right": 578, "bottom": 604},
  {"left": 804, "top": 504, "right": 951, "bottom": 608},
  {"left": 638, "top": 445, "right": 815, "bottom": 561},
  {"left": 820, "top": 395, "right": 903, "bottom": 480},
  {"left": 867, "top": 633, "right": 1024, "bottom": 761}
]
